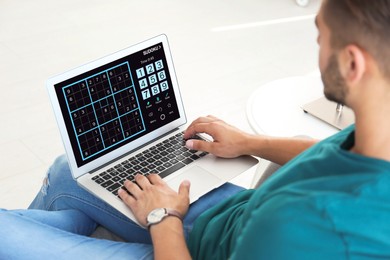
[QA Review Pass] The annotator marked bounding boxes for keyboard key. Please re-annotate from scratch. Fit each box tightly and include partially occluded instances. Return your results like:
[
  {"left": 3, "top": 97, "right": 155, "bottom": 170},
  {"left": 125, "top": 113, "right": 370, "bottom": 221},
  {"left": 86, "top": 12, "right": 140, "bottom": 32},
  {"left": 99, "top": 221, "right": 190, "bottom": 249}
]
[
  {"left": 94, "top": 178, "right": 104, "bottom": 184},
  {"left": 161, "top": 157, "right": 169, "bottom": 163},
  {"left": 137, "top": 156, "right": 146, "bottom": 162},
  {"left": 164, "top": 143, "right": 173, "bottom": 148},
  {"left": 156, "top": 166, "right": 166, "bottom": 172},
  {"left": 154, "top": 160, "right": 163, "bottom": 166},
  {"left": 129, "top": 159, "right": 140, "bottom": 165},
  {"left": 146, "top": 158, "right": 154, "bottom": 164},
  {"left": 102, "top": 180, "right": 114, "bottom": 188},
  {"left": 112, "top": 176, "right": 121, "bottom": 182},
  {"left": 163, "top": 162, "right": 172, "bottom": 168},
  {"left": 126, "top": 168, "right": 135, "bottom": 174},
  {"left": 147, "top": 164, "right": 156, "bottom": 170},
  {"left": 199, "top": 152, "right": 208, "bottom": 157},
  {"left": 140, "top": 161, "right": 149, "bottom": 167},
  {"left": 159, "top": 162, "right": 185, "bottom": 178},
  {"left": 101, "top": 174, "right": 111, "bottom": 180},
  {"left": 183, "top": 152, "right": 192, "bottom": 157},
  {"left": 191, "top": 154, "right": 200, "bottom": 160},
  {"left": 107, "top": 183, "right": 121, "bottom": 192},
  {"left": 115, "top": 166, "right": 126, "bottom": 172},
  {"left": 144, "top": 152, "right": 153, "bottom": 158},
  {"left": 182, "top": 158, "right": 193, "bottom": 165},
  {"left": 140, "top": 168, "right": 149, "bottom": 174},
  {"left": 176, "top": 155, "right": 185, "bottom": 161}
]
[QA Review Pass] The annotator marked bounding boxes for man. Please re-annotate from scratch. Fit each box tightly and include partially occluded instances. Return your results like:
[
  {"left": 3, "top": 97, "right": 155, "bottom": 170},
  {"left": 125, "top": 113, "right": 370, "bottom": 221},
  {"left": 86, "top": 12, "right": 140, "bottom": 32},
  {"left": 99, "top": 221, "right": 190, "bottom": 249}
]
[
  {"left": 1, "top": 0, "right": 390, "bottom": 259},
  {"left": 119, "top": 0, "right": 390, "bottom": 258}
]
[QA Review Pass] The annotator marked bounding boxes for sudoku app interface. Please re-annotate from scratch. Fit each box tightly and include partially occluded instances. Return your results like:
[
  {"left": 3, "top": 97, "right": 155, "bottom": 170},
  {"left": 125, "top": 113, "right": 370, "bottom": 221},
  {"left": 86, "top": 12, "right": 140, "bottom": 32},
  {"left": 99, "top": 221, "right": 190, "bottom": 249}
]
[{"left": 55, "top": 43, "right": 180, "bottom": 166}]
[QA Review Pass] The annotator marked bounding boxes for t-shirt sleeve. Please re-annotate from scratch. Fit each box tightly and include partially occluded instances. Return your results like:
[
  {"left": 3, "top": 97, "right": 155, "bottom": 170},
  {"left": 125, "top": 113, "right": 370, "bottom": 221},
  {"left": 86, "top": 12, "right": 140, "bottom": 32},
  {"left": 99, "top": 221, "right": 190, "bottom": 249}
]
[{"left": 230, "top": 195, "right": 346, "bottom": 260}]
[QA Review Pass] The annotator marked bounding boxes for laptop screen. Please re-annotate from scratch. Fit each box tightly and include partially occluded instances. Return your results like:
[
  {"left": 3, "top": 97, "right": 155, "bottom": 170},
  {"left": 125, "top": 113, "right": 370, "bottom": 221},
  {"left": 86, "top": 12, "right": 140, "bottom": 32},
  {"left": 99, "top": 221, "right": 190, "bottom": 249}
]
[{"left": 53, "top": 41, "right": 181, "bottom": 167}]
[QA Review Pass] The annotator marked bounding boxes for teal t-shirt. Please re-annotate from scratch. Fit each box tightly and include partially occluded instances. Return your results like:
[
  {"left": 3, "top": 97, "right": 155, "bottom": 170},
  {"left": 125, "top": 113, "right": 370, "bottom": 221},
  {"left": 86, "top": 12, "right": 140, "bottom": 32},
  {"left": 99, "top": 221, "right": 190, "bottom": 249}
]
[{"left": 188, "top": 125, "right": 390, "bottom": 259}]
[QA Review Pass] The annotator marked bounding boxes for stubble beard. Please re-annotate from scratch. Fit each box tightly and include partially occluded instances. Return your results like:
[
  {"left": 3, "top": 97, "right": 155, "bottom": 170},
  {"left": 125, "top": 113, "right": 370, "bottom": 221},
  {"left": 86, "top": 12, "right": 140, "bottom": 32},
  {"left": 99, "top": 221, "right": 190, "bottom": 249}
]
[{"left": 321, "top": 54, "right": 348, "bottom": 105}]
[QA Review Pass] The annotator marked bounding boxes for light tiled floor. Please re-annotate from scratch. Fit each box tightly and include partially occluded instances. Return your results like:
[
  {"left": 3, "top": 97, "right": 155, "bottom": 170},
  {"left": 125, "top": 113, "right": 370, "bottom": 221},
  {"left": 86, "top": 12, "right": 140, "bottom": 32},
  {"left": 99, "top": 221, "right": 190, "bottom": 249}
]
[{"left": 0, "top": 0, "right": 321, "bottom": 209}]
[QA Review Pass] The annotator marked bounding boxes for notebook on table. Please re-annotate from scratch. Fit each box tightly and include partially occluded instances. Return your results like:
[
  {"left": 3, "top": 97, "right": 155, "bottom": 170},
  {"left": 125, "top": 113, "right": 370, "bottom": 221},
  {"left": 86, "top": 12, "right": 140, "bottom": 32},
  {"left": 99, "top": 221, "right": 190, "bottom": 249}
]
[{"left": 47, "top": 34, "right": 258, "bottom": 226}]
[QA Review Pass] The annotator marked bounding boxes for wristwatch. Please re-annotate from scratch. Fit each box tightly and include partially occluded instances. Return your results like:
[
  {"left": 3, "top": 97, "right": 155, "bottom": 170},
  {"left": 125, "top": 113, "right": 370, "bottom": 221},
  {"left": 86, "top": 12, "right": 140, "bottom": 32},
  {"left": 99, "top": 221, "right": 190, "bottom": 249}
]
[{"left": 146, "top": 208, "right": 183, "bottom": 228}]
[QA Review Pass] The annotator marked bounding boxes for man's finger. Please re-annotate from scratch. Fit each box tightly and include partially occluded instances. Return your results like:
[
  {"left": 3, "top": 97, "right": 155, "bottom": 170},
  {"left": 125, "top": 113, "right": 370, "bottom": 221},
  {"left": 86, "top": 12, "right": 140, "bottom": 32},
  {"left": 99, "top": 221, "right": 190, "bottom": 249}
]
[
  {"left": 185, "top": 139, "right": 215, "bottom": 154},
  {"left": 118, "top": 188, "right": 136, "bottom": 206},
  {"left": 184, "top": 122, "right": 218, "bottom": 140},
  {"left": 183, "top": 116, "right": 219, "bottom": 139},
  {"left": 178, "top": 180, "right": 191, "bottom": 198},
  {"left": 147, "top": 173, "right": 163, "bottom": 185},
  {"left": 123, "top": 180, "right": 142, "bottom": 198},
  {"left": 134, "top": 174, "right": 151, "bottom": 189}
]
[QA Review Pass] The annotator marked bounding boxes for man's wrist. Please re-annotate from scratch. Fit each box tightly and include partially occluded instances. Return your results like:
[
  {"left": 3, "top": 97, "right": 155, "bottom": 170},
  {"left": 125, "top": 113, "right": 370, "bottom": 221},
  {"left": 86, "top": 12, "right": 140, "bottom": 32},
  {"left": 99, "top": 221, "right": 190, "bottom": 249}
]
[
  {"left": 242, "top": 133, "right": 264, "bottom": 156},
  {"left": 147, "top": 208, "right": 183, "bottom": 229}
]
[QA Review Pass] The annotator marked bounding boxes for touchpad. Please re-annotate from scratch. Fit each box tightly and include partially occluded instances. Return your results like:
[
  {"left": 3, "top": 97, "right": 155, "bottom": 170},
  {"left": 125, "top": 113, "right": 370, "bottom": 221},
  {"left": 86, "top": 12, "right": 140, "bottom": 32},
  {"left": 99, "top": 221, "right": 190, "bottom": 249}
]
[{"left": 167, "top": 166, "right": 223, "bottom": 203}]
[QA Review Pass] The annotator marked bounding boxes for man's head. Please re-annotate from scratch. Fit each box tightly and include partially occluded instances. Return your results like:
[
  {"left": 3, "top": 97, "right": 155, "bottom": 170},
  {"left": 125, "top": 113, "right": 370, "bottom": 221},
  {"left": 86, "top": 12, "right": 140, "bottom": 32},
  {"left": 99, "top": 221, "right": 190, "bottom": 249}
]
[{"left": 317, "top": 0, "right": 390, "bottom": 106}]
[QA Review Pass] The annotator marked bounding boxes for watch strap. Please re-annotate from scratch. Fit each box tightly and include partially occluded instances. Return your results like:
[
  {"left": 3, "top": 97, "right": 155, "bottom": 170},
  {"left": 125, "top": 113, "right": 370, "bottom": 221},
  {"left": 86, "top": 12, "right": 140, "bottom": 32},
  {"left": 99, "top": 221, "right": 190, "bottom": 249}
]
[
  {"left": 165, "top": 208, "right": 183, "bottom": 221},
  {"left": 147, "top": 208, "right": 183, "bottom": 228}
]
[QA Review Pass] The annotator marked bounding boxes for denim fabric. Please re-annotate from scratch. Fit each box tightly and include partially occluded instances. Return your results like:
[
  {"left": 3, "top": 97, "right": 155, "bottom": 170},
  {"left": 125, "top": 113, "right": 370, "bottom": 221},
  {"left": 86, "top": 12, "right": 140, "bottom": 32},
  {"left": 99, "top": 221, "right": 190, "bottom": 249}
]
[{"left": 0, "top": 155, "right": 243, "bottom": 259}]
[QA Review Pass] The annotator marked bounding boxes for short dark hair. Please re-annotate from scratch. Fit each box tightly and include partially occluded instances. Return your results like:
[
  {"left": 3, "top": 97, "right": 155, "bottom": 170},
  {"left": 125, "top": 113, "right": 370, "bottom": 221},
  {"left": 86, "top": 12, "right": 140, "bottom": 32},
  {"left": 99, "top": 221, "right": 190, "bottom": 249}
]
[{"left": 322, "top": 0, "right": 390, "bottom": 77}]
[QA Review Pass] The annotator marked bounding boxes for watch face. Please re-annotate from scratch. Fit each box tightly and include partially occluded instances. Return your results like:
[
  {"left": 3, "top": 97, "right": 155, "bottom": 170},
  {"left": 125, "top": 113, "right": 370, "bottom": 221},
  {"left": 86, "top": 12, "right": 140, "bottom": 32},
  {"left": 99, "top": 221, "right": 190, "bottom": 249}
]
[{"left": 147, "top": 208, "right": 166, "bottom": 224}]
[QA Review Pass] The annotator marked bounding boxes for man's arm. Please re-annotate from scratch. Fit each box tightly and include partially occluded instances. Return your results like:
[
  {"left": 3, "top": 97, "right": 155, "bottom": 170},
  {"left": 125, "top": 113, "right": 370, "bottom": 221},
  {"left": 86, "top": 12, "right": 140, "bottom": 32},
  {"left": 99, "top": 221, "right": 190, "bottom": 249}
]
[
  {"left": 184, "top": 115, "right": 317, "bottom": 165},
  {"left": 244, "top": 135, "right": 317, "bottom": 165},
  {"left": 149, "top": 217, "right": 191, "bottom": 260}
]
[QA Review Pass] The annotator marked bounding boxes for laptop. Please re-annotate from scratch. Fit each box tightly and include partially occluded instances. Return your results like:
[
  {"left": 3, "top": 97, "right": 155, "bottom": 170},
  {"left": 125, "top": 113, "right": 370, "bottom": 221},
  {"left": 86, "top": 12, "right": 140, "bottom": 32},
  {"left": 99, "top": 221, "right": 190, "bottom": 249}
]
[
  {"left": 47, "top": 34, "right": 258, "bottom": 226},
  {"left": 302, "top": 96, "right": 355, "bottom": 130}
]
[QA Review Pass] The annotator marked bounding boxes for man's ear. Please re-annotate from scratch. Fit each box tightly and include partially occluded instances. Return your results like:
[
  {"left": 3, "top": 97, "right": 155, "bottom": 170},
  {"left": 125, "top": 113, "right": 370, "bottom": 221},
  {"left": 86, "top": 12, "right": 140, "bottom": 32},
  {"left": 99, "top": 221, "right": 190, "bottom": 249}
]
[{"left": 339, "top": 45, "right": 366, "bottom": 85}]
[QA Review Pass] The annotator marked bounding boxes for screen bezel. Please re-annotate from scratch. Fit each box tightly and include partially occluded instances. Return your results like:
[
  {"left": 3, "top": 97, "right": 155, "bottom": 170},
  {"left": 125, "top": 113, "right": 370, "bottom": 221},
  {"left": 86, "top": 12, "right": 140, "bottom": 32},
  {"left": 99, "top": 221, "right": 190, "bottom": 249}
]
[{"left": 46, "top": 34, "right": 186, "bottom": 179}]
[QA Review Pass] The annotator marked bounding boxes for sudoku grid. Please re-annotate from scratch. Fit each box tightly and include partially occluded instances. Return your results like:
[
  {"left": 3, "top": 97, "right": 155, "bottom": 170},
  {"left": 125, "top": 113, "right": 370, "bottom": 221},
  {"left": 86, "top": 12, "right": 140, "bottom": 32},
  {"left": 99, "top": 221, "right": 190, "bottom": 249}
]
[{"left": 63, "top": 62, "right": 145, "bottom": 160}]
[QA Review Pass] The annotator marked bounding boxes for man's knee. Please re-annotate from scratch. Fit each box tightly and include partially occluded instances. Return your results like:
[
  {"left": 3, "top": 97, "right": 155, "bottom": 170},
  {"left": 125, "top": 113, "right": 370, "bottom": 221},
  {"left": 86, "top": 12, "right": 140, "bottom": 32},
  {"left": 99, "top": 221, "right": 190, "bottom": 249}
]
[
  {"left": 45, "top": 154, "right": 74, "bottom": 188},
  {"left": 52, "top": 154, "right": 69, "bottom": 170}
]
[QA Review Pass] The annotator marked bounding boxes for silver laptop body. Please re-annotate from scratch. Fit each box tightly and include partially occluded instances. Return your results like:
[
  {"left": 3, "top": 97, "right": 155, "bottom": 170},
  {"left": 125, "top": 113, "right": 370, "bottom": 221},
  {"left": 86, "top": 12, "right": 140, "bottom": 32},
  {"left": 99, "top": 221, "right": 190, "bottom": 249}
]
[{"left": 47, "top": 35, "right": 258, "bottom": 226}]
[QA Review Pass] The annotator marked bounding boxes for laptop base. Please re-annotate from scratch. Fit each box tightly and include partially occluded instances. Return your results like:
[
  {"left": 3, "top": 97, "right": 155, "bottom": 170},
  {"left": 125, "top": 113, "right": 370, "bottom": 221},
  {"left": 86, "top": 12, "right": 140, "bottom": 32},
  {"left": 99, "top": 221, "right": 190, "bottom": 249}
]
[{"left": 302, "top": 97, "right": 355, "bottom": 130}]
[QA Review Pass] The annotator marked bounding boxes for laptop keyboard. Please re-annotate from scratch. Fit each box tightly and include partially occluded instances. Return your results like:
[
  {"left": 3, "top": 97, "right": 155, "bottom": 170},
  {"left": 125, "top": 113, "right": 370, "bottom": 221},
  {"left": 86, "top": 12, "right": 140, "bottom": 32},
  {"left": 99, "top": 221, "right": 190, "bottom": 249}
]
[{"left": 91, "top": 132, "right": 208, "bottom": 196}]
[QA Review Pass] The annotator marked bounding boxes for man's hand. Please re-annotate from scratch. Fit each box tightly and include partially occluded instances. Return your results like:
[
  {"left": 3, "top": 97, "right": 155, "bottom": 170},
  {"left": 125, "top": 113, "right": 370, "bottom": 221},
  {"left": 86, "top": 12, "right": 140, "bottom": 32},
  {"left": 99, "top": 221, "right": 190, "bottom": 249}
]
[
  {"left": 183, "top": 115, "right": 252, "bottom": 158},
  {"left": 118, "top": 174, "right": 190, "bottom": 227}
]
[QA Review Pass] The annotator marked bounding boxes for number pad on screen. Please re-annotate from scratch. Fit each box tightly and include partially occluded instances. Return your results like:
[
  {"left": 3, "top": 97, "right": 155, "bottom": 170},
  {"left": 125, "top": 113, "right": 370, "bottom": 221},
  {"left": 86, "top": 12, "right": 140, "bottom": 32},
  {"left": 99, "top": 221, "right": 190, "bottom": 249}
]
[{"left": 136, "top": 59, "right": 169, "bottom": 101}]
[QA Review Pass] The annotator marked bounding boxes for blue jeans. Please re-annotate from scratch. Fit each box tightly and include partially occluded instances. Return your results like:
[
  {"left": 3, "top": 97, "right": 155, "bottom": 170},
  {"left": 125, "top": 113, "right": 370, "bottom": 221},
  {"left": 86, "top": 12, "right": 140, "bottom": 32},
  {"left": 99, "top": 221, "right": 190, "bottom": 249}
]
[{"left": 0, "top": 155, "right": 244, "bottom": 259}]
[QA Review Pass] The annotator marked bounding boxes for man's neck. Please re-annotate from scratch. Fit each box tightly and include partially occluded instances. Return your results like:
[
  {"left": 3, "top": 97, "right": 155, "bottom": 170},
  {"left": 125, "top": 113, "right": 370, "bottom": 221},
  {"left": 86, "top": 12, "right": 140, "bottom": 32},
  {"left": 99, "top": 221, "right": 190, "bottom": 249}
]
[{"left": 351, "top": 106, "right": 390, "bottom": 162}]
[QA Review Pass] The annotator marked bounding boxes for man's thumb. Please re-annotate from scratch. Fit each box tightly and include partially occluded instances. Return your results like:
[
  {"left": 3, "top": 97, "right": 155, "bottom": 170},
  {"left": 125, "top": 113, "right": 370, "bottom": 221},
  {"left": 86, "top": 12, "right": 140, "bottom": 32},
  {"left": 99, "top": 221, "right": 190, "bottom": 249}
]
[{"left": 179, "top": 180, "right": 191, "bottom": 197}]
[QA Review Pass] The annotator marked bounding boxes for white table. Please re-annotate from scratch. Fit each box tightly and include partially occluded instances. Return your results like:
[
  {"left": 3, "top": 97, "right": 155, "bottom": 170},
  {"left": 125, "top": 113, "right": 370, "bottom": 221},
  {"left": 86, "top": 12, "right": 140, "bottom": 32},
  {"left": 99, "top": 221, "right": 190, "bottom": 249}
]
[{"left": 246, "top": 76, "right": 338, "bottom": 140}]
